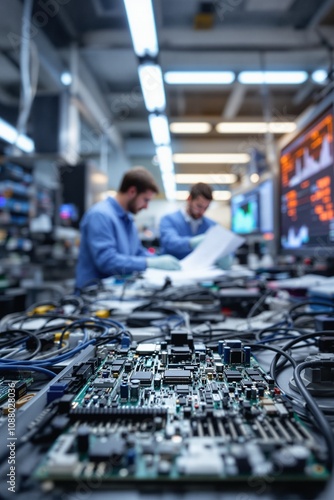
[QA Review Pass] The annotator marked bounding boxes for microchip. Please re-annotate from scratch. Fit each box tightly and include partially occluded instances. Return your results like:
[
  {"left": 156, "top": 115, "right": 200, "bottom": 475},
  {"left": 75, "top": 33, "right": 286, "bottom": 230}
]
[
  {"left": 246, "top": 369, "right": 260, "bottom": 376},
  {"left": 175, "top": 385, "right": 190, "bottom": 394},
  {"left": 164, "top": 370, "right": 192, "bottom": 383},
  {"left": 93, "top": 378, "right": 115, "bottom": 388},
  {"left": 89, "top": 437, "right": 125, "bottom": 462},
  {"left": 225, "top": 370, "right": 243, "bottom": 382},
  {"left": 130, "top": 372, "right": 153, "bottom": 385}
]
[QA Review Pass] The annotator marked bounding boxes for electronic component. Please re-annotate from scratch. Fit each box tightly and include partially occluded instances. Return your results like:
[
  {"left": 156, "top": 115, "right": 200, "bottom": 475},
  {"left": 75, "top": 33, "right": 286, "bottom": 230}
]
[{"left": 30, "top": 339, "right": 328, "bottom": 490}]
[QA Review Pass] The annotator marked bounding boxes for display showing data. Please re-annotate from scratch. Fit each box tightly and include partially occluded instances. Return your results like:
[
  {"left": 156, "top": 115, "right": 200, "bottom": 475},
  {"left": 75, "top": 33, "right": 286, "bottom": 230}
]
[
  {"left": 280, "top": 109, "right": 334, "bottom": 251},
  {"left": 231, "top": 193, "right": 259, "bottom": 234}
]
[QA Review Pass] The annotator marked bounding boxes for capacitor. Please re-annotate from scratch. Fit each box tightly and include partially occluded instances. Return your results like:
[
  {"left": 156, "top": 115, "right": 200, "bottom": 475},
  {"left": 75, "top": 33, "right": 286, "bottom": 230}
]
[
  {"left": 130, "top": 379, "right": 140, "bottom": 400},
  {"left": 127, "top": 448, "right": 136, "bottom": 466},
  {"left": 245, "top": 388, "right": 252, "bottom": 400},
  {"left": 218, "top": 340, "right": 224, "bottom": 356},
  {"left": 77, "top": 426, "right": 90, "bottom": 453},
  {"left": 251, "top": 387, "right": 257, "bottom": 400},
  {"left": 161, "top": 351, "right": 168, "bottom": 365},
  {"left": 161, "top": 341, "right": 167, "bottom": 350},
  {"left": 243, "top": 346, "right": 251, "bottom": 365},
  {"left": 120, "top": 382, "right": 129, "bottom": 400},
  {"left": 223, "top": 346, "right": 231, "bottom": 364},
  {"left": 258, "top": 386, "right": 265, "bottom": 397}
]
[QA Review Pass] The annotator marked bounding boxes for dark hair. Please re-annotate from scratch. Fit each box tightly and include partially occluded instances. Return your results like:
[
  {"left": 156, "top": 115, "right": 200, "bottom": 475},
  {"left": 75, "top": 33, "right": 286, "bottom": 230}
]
[
  {"left": 189, "top": 182, "right": 213, "bottom": 201},
  {"left": 118, "top": 167, "right": 159, "bottom": 194}
]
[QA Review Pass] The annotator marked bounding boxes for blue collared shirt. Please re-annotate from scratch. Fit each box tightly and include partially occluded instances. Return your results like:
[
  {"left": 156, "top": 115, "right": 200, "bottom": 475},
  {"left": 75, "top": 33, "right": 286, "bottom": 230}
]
[
  {"left": 159, "top": 209, "right": 216, "bottom": 260},
  {"left": 75, "top": 197, "right": 149, "bottom": 289}
]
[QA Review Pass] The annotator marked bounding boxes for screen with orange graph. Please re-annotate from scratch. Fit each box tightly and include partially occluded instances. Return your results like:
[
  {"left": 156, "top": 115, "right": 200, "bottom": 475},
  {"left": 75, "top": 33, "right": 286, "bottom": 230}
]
[{"left": 280, "top": 107, "right": 334, "bottom": 255}]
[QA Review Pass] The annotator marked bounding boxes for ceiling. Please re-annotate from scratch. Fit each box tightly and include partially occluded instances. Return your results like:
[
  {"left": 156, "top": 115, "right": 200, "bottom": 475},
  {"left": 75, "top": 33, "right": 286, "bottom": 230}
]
[{"left": 0, "top": 0, "right": 334, "bottom": 197}]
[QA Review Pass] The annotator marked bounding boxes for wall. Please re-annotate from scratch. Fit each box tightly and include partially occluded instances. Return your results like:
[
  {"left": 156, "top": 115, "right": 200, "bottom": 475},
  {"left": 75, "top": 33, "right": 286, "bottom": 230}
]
[{"left": 134, "top": 199, "right": 231, "bottom": 233}]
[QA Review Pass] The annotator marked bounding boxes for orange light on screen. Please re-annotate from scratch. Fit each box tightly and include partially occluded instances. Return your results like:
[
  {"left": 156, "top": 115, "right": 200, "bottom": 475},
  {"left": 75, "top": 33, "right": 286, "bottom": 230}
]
[{"left": 317, "top": 176, "right": 331, "bottom": 189}]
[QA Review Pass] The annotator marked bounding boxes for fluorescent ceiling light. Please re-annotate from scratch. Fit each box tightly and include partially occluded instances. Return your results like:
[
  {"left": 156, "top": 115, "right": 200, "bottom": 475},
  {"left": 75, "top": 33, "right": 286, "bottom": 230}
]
[
  {"left": 250, "top": 173, "right": 260, "bottom": 183},
  {"left": 155, "top": 145, "right": 176, "bottom": 199},
  {"left": 175, "top": 190, "right": 231, "bottom": 201},
  {"left": 213, "top": 191, "right": 231, "bottom": 201},
  {"left": 216, "top": 122, "right": 296, "bottom": 134},
  {"left": 173, "top": 154, "right": 250, "bottom": 164},
  {"left": 123, "top": 0, "right": 158, "bottom": 57},
  {"left": 138, "top": 64, "right": 166, "bottom": 112},
  {"left": 311, "top": 69, "right": 328, "bottom": 83},
  {"left": 149, "top": 114, "right": 170, "bottom": 145},
  {"left": 238, "top": 71, "right": 308, "bottom": 85},
  {"left": 175, "top": 173, "right": 238, "bottom": 184},
  {"left": 0, "top": 118, "right": 35, "bottom": 153},
  {"left": 164, "top": 71, "right": 235, "bottom": 85},
  {"left": 162, "top": 172, "right": 176, "bottom": 200},
  {"left": 170, "top": 122, "right": 212, "bottom": 134},
  {"left": 268, "top": 122, "right": 296, "bottom": 133},
  {"left": 61, "top": 71, "right": 72, "bottom": 86},
  {"left": 156, "top": 145, "right": 174, "bottom": 173}
]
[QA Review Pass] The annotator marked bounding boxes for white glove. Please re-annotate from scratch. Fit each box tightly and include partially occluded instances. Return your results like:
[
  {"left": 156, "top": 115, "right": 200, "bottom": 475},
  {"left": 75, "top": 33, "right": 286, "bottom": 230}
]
[
  {"left": 190, "top": 234, "right": 205, "bottom": 249},
  {"left": 147, "top": 255, "right": 181, "bottom": 270},
  {"left": 215, "top": 254, "right": 233, "bottom": 270}
]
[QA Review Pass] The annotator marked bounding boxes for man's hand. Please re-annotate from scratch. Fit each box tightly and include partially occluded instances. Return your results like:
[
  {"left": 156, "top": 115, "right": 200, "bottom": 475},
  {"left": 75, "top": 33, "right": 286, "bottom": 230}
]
[
  {"left": 190, "top": 234, "right": 205, "bottom": 249},
  {"left": 147, "top": 255, "right": 181, "bottom": 270}
]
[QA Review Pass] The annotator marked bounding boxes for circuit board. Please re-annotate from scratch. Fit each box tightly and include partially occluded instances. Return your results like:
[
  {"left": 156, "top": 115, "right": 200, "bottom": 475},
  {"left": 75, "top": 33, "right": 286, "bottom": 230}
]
[{"left": 33, "top": 331, "right": 329, "bottom": 485}]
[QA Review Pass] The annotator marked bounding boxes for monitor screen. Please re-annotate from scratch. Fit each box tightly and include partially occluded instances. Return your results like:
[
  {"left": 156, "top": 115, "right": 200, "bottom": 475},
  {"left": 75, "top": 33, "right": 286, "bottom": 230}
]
[
  {"left": 231, "top": 190, "right": 259, "bottom": 234},
  {"left": 279, "top": 107, "right": 334, "bottom": 256},
  {"left": 231, "top": 179, "right": 274, "bottom": 236},
  {"left": 59, "top": 203, "right": 79, "bottom": 226}
]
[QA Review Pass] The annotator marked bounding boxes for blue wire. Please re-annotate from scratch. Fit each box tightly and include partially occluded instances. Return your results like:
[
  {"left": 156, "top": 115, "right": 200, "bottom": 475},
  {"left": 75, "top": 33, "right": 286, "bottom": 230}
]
[
  {"left": 0, "top": 364, "right": 56, "bottom": 378},
  {"left": 0, "top": 340, "right": 96, "bottom": 366}
]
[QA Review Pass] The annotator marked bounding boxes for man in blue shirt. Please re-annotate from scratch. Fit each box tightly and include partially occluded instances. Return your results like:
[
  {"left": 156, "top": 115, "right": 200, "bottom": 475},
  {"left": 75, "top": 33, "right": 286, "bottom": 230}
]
[
  {"left": 75, "top": 167, "right": 180, "bottom": 290},
  {"left": 159, "top": 183, "right": 216, "bottom": 260}
]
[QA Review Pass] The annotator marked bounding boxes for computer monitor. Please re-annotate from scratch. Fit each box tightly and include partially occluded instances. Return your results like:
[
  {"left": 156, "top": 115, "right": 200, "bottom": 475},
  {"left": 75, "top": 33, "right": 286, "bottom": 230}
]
[
  {"left": 279, "top": 106, "right": 334, "bottom": 257},
  {"left": 59, "top": 203, "right": 79, "bottom": 226},
  {"left": 231, "top": 179, "right": 274, "bottom": 236}
]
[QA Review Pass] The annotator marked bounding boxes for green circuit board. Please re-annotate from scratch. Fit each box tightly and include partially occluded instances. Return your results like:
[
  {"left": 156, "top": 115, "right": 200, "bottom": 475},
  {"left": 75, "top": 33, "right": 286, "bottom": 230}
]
[{"left": 34, "top": 339, "right": 329, "bottom": 485}]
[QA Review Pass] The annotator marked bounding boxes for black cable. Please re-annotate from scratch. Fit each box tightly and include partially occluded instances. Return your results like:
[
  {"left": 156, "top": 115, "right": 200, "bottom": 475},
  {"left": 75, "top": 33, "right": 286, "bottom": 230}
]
[
  {"left": 270, "top": 330, "right": 334, "bottom": 379},
  {"left": 293, "top": 360, "right": 334, "bottom": 500},
  {"left": 0, "top": 329, "right": 42, "bottom": 360}
]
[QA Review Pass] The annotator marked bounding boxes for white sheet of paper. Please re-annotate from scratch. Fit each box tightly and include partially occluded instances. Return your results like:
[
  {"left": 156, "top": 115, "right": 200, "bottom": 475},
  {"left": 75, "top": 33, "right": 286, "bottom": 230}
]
[
  {"left": 143, "top": 225, "right": 245, "bottom": 286},
  {"left": 180, "top": 225, "right": 245, "bottom": 271},
  {"left": 143, "top": 266, "right": 227, "bottom": 287}
]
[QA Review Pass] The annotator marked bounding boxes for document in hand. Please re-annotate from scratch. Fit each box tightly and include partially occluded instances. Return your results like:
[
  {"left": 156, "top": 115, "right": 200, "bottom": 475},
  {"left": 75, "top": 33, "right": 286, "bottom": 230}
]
[
  {"left": 143, "top": 225, "right": 245, "bottom": 286},
  {"left": 180, "top": 225, "right": 245, "bottom": 271}
]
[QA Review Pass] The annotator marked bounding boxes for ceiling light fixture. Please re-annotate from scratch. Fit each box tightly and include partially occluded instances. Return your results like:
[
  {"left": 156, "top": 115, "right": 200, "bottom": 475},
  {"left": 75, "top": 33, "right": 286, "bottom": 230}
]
[
  {"left": 149, "top": 114, "right": 171, "bottom": 145},
  {"left": 162, "top": 172, "right": 177, "bottom": 200},
  {"left": 60, "top": 71, "right": 72, "bottom": 86},
  {"left": 170, "top": 122, "right": 212, "bottom": 134},
  {"left": 175, "top": 173, "right": 238, "bottom": 184},
  {"left": 138, "top": 64, "right": 166, "bottom": 112},
  {"left": 0, "top": 118, "right": 35, "bottom": 153},
  {"left": 123, "top": 0, "right": 158, "bottom": 57},
  {"left": 175, "top": 190, "right": 231, "bottom": 201},
  {"left": 311, "top": 69, "right": 328, "bottom": 83},
  {"left": 238, "top": 71, "right": 308, "bottom": 85},
  {"left": 156, "top": 145, "right": 174, "bottom": 173},
  {"left": 216, "top": 122, "right": 296, "bottom": 134},
  {"left": 156, "top": 145, "right": 176, "bottom": 199},
  {"left": 164, "top": 71, "right": 235, "bottom": 85},
  {"left": 173, "top": 153, "right": 250, "bottom": 164},
  {"left": 250, "top": 173, "right": 260, "bottom": 183}
]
